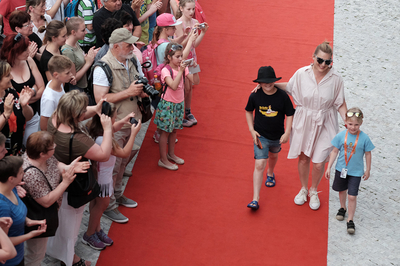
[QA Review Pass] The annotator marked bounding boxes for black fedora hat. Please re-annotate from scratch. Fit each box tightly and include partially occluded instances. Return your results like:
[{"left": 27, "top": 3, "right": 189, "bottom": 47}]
[{"left": 253, "top": 66, "right": 282, "bottom": 83}]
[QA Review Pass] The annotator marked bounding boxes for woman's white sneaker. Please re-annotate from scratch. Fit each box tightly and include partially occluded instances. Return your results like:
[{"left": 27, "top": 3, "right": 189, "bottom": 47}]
[
  {"left": 309, "top": 189, "right": 321, "bottom": 210},
  {"left": 294, "top": 188, "right": 308, "bottom": 205}
]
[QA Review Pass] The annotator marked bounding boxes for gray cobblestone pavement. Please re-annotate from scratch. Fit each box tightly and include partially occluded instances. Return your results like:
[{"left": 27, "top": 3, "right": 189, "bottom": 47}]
[
  {"left": 41, "top": 1, "right": 400, "bottom": 265},
  {"left": 329, "top": 0, "right": 400, "bottom": 265}
]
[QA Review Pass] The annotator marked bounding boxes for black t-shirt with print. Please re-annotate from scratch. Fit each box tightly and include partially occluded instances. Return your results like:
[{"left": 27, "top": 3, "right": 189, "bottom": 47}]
[{"left": 245, "top": 87, "right": 295, "bottom": 140}]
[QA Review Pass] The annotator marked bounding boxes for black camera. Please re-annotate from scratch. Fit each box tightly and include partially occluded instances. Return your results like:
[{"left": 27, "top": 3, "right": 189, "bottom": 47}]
[{"left": 135, "top": 77, "right": 159, "bottom": 97}]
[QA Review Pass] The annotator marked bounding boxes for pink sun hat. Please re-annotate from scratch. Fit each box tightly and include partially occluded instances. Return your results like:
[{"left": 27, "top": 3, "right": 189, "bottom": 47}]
[{"left": 156, "top": 13, "right": 182, "bottom": 27}]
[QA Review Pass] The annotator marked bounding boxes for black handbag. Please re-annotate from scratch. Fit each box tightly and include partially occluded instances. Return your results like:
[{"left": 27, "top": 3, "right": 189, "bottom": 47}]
[
  {"left": 22, "top": 165, "right": 59, "bottom": 238},
  {"left": 67, "top": 133, "right": 100, "bottom": 208},
  {"left": 137, "top": 97, "right": 153, "bottom": 123}
]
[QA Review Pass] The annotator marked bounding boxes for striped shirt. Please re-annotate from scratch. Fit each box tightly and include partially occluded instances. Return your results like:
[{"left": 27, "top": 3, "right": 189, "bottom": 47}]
[{"left": 77, "top": 0, "right": 96, "bottom": 47}]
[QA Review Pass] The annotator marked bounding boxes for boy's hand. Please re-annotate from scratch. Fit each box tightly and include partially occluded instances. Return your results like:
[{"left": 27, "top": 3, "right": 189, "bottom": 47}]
[
  {"left": 250, "top": 129, "right": 260, "bottom": 145},
  {"left": 362, "top": 170, "right": 370, "bottom": 181},
  {"left": 325, "top": 169, "right": 331, "bottom": 180},
  {"left": 280, "top": 132, "right": 290, "bottom": 144}
]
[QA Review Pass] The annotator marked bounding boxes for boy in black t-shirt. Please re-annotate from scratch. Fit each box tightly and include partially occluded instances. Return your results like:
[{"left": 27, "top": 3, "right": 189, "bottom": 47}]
[{"left": 245, "top": 66, "right": 295, "bottom": 210}]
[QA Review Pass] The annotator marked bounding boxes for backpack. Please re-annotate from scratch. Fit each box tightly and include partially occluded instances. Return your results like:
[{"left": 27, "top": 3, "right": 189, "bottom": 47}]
[
  {"left": 64, "top": 0, "right": 95, "bottom": 20},
  {"left": 86, "top": 57, "right": 138, "bottom": 105},
  {"left": 141, "top": 39, "right": 169, "bottom": 85}
]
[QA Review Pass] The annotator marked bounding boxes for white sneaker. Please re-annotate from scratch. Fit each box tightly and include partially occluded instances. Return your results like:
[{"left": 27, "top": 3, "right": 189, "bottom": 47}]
[
  {"left": 309, "top": 189, "right": 321, "bottom": 210},
  {"left": 294, "top": 188, "right": 308, "bottom": 205}
]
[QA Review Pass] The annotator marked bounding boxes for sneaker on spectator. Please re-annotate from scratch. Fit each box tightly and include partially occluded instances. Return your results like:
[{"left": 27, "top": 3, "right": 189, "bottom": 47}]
[
  {"left": 103, "top": 208, "right": 129, "bottom": 223},
  {"left": 82, "top": 232, "right": 106, "bottom": 250},
  {"left": 186, "top": 113, "right": 197, "bottom": 125},
  {"left": 96, "top": 229, "right": 114, "bottom": 246},
  {"left": 309, "top": 189, "right": 321, "bottom": 210},
  {"left": 117, "top": 195, "right": 138, "bottom": 208},
  {"left": 294, "top": 187, "right": 308, "bottom": 205},
  {"left": 182, "top": 119, "right": 194, "bottom": 127}
]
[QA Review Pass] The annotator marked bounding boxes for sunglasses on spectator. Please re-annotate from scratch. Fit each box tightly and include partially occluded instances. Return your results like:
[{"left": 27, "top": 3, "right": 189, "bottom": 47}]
[
  {"left": 169, "top": 44, "right": 183, "bottom": 53},
  {"left": 347, "top": 111, "right": 363, "bottom": 118},
  {"left": 13, "top": 33, "right": 22, "bottom": 44},
  {"left": 315, "top": 55, "right": 332, "bottom": 66}
]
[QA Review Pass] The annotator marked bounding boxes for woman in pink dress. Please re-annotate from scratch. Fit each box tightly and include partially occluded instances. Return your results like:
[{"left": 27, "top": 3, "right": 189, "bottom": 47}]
[{"left": 276, "top": 42, "right": 348, "bottom": 210}]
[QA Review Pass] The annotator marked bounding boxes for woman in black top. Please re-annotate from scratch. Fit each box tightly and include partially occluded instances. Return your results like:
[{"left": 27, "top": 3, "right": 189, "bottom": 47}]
[
  {"left": 0, "top": 61, "right": 34, "bottom": 155},
  {"left": 0, "top": 33, "right": 45, "bottom": 146}
]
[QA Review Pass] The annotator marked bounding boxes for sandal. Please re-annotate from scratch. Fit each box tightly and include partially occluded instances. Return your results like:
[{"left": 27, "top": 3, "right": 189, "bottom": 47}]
[
  {"left": 247, "top": 200, "right": 259, "bottom": 210},
  {"left": 72, "top": 258, "right": 90, "bottom": 266},
  {"left": 265, "top": 173, "right": 276, "bottom": 187}
]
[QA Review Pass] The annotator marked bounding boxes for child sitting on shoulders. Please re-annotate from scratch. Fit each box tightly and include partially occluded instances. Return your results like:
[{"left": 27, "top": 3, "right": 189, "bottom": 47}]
[
  {"left": 40, "top": 55, "right": 75, "bottom": 131},
  {"left": 325, "top": 107, "right": 374, "bottom": 234},
  {"left": 245, "top": 66, "right": 295, "bottom": 210}
]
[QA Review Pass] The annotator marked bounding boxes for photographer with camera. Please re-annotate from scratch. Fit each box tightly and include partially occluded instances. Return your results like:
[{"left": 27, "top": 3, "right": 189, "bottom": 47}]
[{"left": 93, "top": 28, "right": 147, "bottom": 224}]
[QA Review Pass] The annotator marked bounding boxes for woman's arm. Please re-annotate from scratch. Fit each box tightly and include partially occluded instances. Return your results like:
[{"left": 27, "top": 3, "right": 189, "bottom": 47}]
[
  {"left": 0, "top": 94, "right": 14, "bottom": 130},
  {"left": 193, "top": 21, "right": 208, "bottom": 48},
  {"left": 33, "top": 166, "right": 76, "bottom": 208},
  {"left": 83, "top": 115, "right": 113, "bottom": 162},
  {"left": 19, "top": 88, "right": 34, "bottom": 121},
  {"left": 46, "top": 0, "right": 63, "bottom": 19},
  {"left": 28, "top": 58, "right": 45, "bottom": 103},
  {"left": 280, "top": 115, "right": 293, "bottom": 144},
  {"left": 338, "top": 100, "right": 348, "bottom": 123}
]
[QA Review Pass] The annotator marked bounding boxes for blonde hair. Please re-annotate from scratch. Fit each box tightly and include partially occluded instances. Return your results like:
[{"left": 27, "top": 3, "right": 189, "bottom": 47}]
[
  {"left": 0, "top": 60, "right": 11, "bottom": 81},
  {"left": 65, "top": 17, "right": 84, "bottom": 35},
  {"left": 176, "top": 0, "right": 195, "bottom": 19},
  {"left": 54, "top": 90, "right": 88, "bottom": 132},
  {"left": 346, "top": 107, "right": 364, "bottom": 123},
  {"left": 314, "top": 41, "right": 333, "bottom": 57}
]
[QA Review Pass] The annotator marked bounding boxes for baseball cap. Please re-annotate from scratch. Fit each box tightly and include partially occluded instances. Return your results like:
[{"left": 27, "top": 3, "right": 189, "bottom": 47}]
[
  {"left": 109, "top": 28, "right": 139, "bottom": 44},
  {"left": 156, "top": 13, "right": 182, "bottom": 27}
]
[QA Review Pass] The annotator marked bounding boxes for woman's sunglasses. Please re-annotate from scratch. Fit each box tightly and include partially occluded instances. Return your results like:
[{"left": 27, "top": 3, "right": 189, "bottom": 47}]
[
  {"left": 315, "top": 55, "right": 332, "bottom": 66},
  {"left": 347, "top": 111, "right": 363, "bottom": 118}
]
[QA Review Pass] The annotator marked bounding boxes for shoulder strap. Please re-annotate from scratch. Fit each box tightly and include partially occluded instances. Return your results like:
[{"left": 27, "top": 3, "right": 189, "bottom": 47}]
[
  {"left": 24, "top": 165, "right": 54, "bottom": 192},
  {"left": 69, "top": 132, "right": 76, "bottom": 164},
  {"left": 90, "top": 60, "right": 113, "bottom": 87},
  {"left": 130, "top": 56, "right": 138, "bottom": 73},
  {"left": 160, "top": 64, "right": 174, "bottom": 98}
]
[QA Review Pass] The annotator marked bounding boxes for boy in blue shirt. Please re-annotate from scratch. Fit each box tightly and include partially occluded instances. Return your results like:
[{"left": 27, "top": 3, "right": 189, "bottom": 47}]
[
  {"left": 245, "top": 66, "right": 295, "bottom": 210},
  {"left": 325, "top": 107, "right": 374, "bottom": 234}
]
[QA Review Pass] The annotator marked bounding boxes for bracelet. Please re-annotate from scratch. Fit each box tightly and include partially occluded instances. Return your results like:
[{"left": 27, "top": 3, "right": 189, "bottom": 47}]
[
  {"left": 2, "top": 113, "right": 8, "bottom": 120},
  {"left": 31, "top": 87, "right": 37, "bottom": 97}
]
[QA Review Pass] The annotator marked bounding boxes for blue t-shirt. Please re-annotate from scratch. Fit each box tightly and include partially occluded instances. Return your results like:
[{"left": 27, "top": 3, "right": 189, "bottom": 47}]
[
  {"left": 332, "top": 130, "right": 375, "bottom": 176},
  {"left": 0, "top": 188, "right": 27, "bottom": 266}
]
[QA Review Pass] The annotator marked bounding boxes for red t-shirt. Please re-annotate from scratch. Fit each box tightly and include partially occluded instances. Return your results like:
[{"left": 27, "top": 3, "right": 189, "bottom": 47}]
[{"left": 0, "top": 0, "right": 26, "bottom": 36}]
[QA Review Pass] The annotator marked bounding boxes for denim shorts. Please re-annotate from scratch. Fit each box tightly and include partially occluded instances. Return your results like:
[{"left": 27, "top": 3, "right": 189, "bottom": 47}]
[
  {"left": 253, "top": 136, "right": 281, "bottom": 159},
  {"left": 332, "top": 170, "right": 362, "bottom": 196}
]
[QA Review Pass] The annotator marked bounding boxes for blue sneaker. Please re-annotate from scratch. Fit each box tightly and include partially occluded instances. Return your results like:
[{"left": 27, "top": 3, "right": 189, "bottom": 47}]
[{"left": 96, "top": 229, "right": 114, "bottom": 246}]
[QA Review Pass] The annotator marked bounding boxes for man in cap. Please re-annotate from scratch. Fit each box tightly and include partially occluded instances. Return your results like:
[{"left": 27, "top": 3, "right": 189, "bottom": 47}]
[{"left": 93, "top": 28, "right": 147, "bottom": 223}]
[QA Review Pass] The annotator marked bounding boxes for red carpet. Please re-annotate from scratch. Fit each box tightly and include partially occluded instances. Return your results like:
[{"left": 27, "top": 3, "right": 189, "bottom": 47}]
[{"left": 97, "top": 0, "right": 334, "bottom": 265}]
